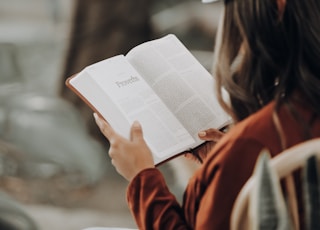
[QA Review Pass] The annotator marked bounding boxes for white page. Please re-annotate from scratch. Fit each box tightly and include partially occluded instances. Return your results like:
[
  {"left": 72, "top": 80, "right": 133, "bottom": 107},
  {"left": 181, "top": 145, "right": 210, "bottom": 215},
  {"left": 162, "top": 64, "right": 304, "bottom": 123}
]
[
  {"left": 126, "top": 34, "right": 231, "bottom": 146},
  {"left": 76, "top": 55, "right": 196, "bottom": 163}
]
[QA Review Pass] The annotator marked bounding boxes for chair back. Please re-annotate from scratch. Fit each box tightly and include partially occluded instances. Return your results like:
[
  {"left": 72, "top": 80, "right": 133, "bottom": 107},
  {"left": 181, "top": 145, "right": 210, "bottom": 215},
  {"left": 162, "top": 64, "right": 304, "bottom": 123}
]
[{"left": 231, "top": 138, "right": 320, "bottom": 230}]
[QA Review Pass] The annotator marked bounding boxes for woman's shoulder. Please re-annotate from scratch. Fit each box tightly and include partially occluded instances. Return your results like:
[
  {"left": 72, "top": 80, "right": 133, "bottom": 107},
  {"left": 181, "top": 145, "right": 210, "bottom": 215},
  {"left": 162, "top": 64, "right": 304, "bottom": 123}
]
[
  {"left": 234, "top": 101, "right": 276, "bottom": 137},
  {"left": 202, "top": 97, "right": 319, "bottom": 175},
  {"left": 201, "top": 101, "right": 280, "bottom": 176},
  {"left": 218, "top": 101, "right": 278, "bottom": 152}
]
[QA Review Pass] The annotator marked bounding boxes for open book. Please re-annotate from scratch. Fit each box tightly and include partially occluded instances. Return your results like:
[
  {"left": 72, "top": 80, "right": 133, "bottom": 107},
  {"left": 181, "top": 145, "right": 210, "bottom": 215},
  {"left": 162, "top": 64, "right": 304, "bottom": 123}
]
[{"left": 66, "top": 34, "right": 231, "bottom": 165}]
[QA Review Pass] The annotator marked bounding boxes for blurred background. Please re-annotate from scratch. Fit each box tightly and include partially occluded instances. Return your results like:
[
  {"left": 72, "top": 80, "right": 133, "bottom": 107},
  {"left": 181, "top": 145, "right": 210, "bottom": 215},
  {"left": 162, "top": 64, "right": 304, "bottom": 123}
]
[{"left": 0, "top": 0, "right": 223, "bottom": 229}]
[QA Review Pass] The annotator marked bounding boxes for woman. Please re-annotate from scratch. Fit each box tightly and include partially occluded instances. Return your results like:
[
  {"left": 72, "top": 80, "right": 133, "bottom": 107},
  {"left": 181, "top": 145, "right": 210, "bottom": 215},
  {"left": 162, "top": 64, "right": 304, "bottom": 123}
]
[{"left": 94, "top": 0, "right": 320, "bottom": 229}]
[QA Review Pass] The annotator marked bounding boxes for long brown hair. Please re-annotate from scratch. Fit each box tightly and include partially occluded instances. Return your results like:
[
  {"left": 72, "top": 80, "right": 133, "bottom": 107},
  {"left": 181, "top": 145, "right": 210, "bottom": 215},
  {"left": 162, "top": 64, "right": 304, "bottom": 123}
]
[{"left": 214, "top": 0, "right": 320, "bottom": 122}]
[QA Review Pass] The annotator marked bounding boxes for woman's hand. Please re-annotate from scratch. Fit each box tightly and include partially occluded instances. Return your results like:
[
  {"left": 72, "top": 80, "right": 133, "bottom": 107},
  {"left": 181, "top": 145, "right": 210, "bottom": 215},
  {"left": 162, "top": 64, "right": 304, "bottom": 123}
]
[
  {"left": 94, "top": 113, "right": 154, "bottom": 181},
  {"left": 185, "top": 128, "right": 225, "bottom": 163}
]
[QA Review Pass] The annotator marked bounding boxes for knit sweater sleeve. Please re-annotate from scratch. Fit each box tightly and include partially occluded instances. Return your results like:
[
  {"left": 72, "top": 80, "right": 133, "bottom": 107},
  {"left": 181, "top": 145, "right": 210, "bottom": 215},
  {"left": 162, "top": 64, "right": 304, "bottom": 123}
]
[{"left": 127, "top": 168, "right": 191, "bottom": 230}]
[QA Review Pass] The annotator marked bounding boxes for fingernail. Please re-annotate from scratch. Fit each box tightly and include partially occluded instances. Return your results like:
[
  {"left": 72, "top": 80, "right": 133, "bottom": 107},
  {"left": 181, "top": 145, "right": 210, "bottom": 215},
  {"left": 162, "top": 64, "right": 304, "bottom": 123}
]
[
  {"left": 93, "top": 113, "right": 101, "bottom": 126},
  {"left": 93, "top": 113, "right": 98, "bottom": 120},
  {"left": 198, "top": 131, "right": 206, "bottom": 137},
  {"left": 132, "top": 120, "right": 141, "bottom": 128}
]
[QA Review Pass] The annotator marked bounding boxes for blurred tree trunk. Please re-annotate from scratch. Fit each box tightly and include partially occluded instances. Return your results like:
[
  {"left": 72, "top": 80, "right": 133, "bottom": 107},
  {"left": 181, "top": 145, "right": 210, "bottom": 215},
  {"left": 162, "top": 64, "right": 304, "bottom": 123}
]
[{"left": 59, "top": 0, "right": 153, "bottom": 143}]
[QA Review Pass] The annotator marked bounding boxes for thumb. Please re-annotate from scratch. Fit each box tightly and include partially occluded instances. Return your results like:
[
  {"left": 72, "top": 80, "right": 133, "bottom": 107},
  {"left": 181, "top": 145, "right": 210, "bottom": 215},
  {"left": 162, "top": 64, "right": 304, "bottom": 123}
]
[{"left": 130, "top": 121, "right": 143, "bottom": 142}]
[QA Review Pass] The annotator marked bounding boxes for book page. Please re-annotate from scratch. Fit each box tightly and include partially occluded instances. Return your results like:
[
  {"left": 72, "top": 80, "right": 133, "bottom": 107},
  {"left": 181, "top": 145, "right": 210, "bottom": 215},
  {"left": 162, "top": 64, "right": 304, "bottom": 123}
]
[
  {"left": 126, "top": 34, "right": 231, "bottom": 147},
  {"left": 70, "top": 55, "right": 196, "bottom": 164}
]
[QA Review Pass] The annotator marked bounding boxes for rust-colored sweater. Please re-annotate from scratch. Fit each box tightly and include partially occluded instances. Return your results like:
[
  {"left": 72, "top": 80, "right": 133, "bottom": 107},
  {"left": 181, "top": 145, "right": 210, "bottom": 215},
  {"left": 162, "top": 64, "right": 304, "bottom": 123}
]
[{"left": 127, "top": 100, "right": 320, "bottom": 229}]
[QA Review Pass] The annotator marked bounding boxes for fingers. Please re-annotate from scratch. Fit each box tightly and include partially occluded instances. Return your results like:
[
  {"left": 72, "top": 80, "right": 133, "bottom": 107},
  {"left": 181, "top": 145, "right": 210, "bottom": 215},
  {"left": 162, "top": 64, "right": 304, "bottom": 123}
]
[
  {"left": 130, "top": 121, "right": 143, "bottom": 142},
  {"left": 93, "top": 113, "right": 115, "bottom": 140},
  {"left": 184, "top": 152, "right": 203, "bottom": 164},
  {"left": 94, "top": 113, "right": 144, "bottom": 144},
  {"left": 198, "top": 128, "right": 224, "bottom": 141}
]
